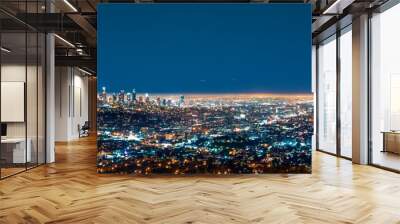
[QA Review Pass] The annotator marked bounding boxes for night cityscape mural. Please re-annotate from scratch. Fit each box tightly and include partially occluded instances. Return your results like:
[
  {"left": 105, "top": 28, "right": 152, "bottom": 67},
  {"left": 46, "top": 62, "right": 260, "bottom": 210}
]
[{"left": 97, "top": 4, "right": 312, "bottom": 174}]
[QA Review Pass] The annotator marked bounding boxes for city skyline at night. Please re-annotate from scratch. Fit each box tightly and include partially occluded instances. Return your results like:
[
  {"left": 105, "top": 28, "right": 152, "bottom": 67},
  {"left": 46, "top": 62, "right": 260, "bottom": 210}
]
[
  {"left": 97, "top": 4, "right": 312, "bottom": 174},
  {"left": 98, "top": 4, "right": 311, "bottom": 93},
  {"left": 97, "top": 87, "right": 313, "bottom": 174}
]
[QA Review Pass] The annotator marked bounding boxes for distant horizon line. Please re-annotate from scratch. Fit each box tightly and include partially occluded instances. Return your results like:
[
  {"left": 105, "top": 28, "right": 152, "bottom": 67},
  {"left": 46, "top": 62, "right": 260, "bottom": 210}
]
[{"left": 98, "top": 90, "right": 312, "bottom": 96}]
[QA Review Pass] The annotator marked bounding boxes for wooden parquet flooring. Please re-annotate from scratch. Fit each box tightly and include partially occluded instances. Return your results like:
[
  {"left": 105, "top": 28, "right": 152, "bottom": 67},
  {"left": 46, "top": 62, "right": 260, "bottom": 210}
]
[{"left": 1, "top": 136, "right": 400, "bottom": 224}]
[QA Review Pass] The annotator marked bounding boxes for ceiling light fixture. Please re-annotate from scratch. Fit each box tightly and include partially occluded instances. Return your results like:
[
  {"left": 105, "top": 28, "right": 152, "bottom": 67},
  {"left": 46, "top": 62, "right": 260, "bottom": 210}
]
[
  {"left": 54, "top": 34, "right": 75, "bottom": 48},
  {"left": 322, "top": 0, "right": 354, "bottom": 15},
  {"left": 63, "top": 0, "right": 78, "bottom": 12},
  {"left": 1, "top": 47, "right": 11, "bottom": 53},
  {"left": 78, "top": 67, "right": 93, "bottom": 76}
]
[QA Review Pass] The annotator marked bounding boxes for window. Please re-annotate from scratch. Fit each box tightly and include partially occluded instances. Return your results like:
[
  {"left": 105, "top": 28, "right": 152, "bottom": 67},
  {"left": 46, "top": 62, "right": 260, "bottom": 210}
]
[
  {"left": 370, "top": 3, "right": 400, "bottom": 171},
  {"left": 339, "top": 27, "right": 352, "bottom": 158},
  {"left": 317, "top": 35, "right": 337, "bottom": 154}
]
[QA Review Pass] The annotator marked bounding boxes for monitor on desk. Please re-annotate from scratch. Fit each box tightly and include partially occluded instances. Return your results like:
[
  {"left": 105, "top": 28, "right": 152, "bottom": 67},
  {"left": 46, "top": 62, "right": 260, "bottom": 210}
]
[{"left": 1, "top": 123, "right": 7, "bottom": 138}]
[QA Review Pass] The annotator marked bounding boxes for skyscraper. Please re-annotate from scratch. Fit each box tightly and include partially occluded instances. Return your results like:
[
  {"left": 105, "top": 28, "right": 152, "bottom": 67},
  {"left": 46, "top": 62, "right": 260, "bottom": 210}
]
[
  {"left": 127, "top": 92, "right": 132, "bottom": 103},
  {"left": 118, "top": 90, "right": 125, "bottom": 103},
  {"left": 101, "top": 86, "right": 107, "bottom": 103},
  {"left": 179, "top": 95, "right": 185, "bottom": 107},
  {"left": 132, "top": 89, "right": 137, "bottom": 102}
]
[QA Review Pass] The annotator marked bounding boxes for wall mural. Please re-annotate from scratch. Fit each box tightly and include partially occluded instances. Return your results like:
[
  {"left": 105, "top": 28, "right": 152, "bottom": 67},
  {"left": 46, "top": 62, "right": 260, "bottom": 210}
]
[{"left": 97, "top": 4, "right": 313, "bottom": 174}]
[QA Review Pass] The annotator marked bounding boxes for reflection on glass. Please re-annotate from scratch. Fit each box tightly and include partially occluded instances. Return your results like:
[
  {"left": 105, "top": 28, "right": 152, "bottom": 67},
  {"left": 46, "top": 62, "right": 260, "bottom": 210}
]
[
  {"left": 318, "top": 36, "right": 337, "bottom": 154},
  {"left": 0, "top": 0, "right": 47, "bottom": 178},
  {"left": 1, "top": 32, "right": 27, "bottom": 177},
  {"left": 27, "top": 31, "right": 38, "bottom": 169}
]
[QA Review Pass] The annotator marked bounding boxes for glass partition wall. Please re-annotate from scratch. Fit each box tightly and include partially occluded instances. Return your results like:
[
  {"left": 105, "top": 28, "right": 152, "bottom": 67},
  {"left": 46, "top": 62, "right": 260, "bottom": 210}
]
[
  {"left": 370, "top": 3, "right": 400, "bottom": 171},
  {"left": 0, "top": 3, "right": 46, "bottom": 179},
  {"left": 316, "top": 26, "right": 353, "bottom": 159}
]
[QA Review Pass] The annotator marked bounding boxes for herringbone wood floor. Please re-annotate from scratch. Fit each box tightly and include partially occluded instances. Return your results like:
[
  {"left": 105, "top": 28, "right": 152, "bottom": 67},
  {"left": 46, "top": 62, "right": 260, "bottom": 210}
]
[{"left": 1, "top": 137, "right": 400, "bottom": 224}]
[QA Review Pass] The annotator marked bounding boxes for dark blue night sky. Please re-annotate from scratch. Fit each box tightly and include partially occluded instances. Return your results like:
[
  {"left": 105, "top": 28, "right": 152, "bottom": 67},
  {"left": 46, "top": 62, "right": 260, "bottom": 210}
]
[{"left": 98, "top": 4, "right": 311, "bottom": 94}]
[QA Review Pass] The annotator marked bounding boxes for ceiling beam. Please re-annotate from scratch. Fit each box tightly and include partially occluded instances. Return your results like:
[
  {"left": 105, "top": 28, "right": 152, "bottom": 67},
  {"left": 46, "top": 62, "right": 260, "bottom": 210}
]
[
  {"left": 55, "top": 55, "right": 96, "bottom": 73},
  {"left": 67, "top": 13, "right": 97, "bottom": 46}
]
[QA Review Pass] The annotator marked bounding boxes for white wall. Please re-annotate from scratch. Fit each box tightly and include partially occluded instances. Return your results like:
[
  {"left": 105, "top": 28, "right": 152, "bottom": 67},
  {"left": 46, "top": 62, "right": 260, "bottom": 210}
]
[
  {"left": 55, "top": 67, "right": 89, "bottom": 141},
  {"left": 1, "top": 65, "right": 41, "bottom": 138},
  {"left": 1, "top": 65, "right": 26, "bottom": 138},
  {"left": 55, "top": 67, "right": 69, "bottom": 141},
  {"left": 72, "top": 73, "right": 89, "bottom": 138}
]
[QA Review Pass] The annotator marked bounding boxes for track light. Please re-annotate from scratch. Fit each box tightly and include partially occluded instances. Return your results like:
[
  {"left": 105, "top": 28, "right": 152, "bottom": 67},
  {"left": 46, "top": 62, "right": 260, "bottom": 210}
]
[
  {"left": 1, "top": 47, "right": 11, "bottom": 53},
  {"left": 54, "top": 34, "right": 75, "bottom": 48},
  {"left": 63, "top": 0, "right": 78, "bottom": 12},
  {"left": 323, "top": 0, "right": 340, "bottom": 14},
  {"left": 78, "top": 67, "right": 93, "bottom": 76},
  {"left": 322, "top": 0, "right": 353, "bottom": 15}
]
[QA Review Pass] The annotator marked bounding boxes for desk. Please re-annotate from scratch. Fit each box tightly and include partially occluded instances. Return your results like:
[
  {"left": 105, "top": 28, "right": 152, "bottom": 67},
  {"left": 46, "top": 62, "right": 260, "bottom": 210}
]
[
  {"left": 382, "top": 131, "right": 400, "bottom": 154},
  {"left": 1, "top": 138, "right": 31, "bottom": 164}
]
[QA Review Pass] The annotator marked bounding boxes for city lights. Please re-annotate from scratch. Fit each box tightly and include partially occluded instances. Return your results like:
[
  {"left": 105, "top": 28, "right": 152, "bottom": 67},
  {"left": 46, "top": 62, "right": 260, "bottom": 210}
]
[{"left": 97, "top": 87, "right": 313, "bottom": 174}]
